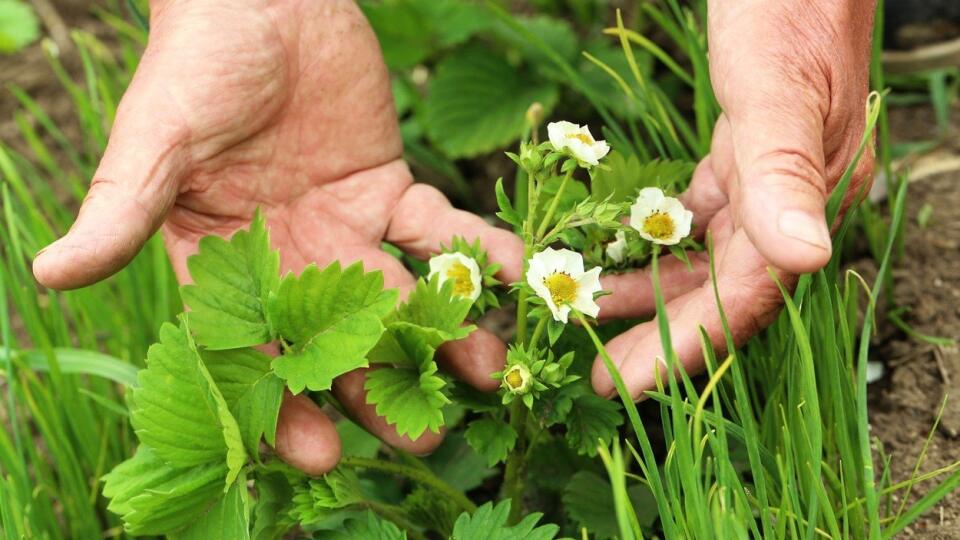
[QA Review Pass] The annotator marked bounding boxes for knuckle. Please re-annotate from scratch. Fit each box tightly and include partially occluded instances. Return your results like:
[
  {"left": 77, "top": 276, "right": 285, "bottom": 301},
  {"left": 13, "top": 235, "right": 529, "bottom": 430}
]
[{"left": 750, "top": 149, "right": 827, "bottom": 198}]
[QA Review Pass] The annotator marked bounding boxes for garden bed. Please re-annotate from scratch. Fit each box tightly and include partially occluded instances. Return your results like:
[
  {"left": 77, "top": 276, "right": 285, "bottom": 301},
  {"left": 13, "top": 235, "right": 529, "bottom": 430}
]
[{"left": 869, "top": 106, "right": 960, "bottom": 535}]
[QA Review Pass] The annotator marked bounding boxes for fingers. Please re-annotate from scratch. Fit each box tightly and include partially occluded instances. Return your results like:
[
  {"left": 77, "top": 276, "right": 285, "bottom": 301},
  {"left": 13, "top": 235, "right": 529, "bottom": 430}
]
[
  {"left": 334, "top": 368, "right": 445, "bottom": 455},
  {"left": 386, "top": 184, "right": 525, "bottom": 283},
  {"left": 722, "top": 67, "right": 833, "bottom": 275},
  {"left": 679, "top": 115, "right": 734, "bottom": 238},
  {"left": 33, "top": 71, "right": 189, "bottom": 290},
  {"left": 438, "top": 326, "right": 506, "bottom": 392},
  {"left": 592, "top": 227, "right": 789, "bottom": 400},
  {"left": 274, "top": 393, "right": 342, "bottom": 475},
  {"left": 596, "top": 253, "right": 710, "bottom": 321}
]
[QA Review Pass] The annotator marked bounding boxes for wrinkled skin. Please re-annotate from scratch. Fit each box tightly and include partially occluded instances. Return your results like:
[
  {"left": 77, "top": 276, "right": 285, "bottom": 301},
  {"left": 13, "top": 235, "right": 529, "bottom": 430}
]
[
  {"left": 32, "top": 0, "right": 523, "bottom": 474},
  {"left": 591, "top": 0, "right": 876, "bottom": 398},
  {"left": 34, "top": 0, "right": 875, "bottom": 472}
]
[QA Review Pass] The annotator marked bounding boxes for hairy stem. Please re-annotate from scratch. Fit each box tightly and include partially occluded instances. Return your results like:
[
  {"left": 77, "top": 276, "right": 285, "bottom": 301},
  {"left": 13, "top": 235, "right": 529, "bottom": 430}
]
[
  {"left": 340, "top": 456, "right": 476, "bottom": 514},
  {"left": 535, "top": 167, "right": 574, "bottom": 240},
  {"left": 529, "top": 316, "right": 548, "bottom": 351},
  {"left": 503, "top": 398, "right": 528, "bottom": 524}
]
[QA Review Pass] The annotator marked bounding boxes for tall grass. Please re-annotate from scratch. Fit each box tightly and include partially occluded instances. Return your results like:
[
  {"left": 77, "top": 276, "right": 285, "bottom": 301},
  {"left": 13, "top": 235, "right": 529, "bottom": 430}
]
[
  {"left": 0, "top": 15, "right": 176, "bottom": 538},
  {"left": 589, "top": 3, "right": 960, "bottom": 538}
]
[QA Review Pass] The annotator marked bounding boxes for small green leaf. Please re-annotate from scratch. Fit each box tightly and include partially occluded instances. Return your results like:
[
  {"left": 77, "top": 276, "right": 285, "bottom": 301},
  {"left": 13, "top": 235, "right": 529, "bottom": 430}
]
[
  {"left": 563, "top": 471, "right": 659, "bottom": 537},
  {"left": 464, "top": 418, "right": 517, "bottom": 467},
  {"left": 364, "top": 365, "right": 449, "bottom": 439},
  {"left": 344, "top": 511, "right": 408, "bottom": 539},
  {"left": 451, "top": 501, "right": 560, "bottom": 540},
  {"left": 495, "top": 177, "right": 522, "bottom": 228},
  {"left": 564, "top": 394, "right": 624, "bottom": 456},
  {"left": 269, "top": 261, "right": 397, "bottom": 393},
  {"left": 391, "top": 277, "right": 473, "bottom": 345},
  {"left": 370, "top": 277, "right": 474, "bottom": 366},
  {"left": 130, "top": 321, "right": 246, "bottom": 482},
  {"left": 591, "top": 153, "right": 694, "bottom": 203},
  {"left": 181, "top": 210, "right": 280, "bottom": 350},
  {"left": 561, "top": 471, "right": 619, "bottom": 539},
  {"left": 547, "top": 318, "right": 565, "bottom": 345},
  {"left": 424, "top": 44, "right": 559, "bottom": 158},
  {"left": 289, "top": 469, "right": 366, "bottom": 529},
  {"left": 102, "top": 447, "right": 228, "bottom": 536},
  {"left": 203, "top": 348, "right": 285, "bottom": 460},
  {"left": 171, "top": 471, "right": 251, "bottom": 540}
]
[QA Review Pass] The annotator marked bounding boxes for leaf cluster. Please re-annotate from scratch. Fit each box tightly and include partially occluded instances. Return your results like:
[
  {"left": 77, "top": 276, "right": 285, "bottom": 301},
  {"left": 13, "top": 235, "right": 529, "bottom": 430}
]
[{"left": 103, "top": 211, "right": 480, "bottom": 537}]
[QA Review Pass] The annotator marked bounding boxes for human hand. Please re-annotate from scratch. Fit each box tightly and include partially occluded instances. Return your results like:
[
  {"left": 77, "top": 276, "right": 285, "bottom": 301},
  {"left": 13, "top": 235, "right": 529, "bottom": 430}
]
[
  {"left": 32, "top": 0, "right": 522, "bottom": 473},
  {"left": 592, "top": 0, "right": 876, "bottom": 399}
]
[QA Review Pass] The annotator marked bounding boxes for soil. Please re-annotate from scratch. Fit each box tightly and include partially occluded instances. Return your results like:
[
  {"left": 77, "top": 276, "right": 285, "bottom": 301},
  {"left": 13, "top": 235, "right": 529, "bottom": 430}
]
[
  {"left": 867, "top": 105, "right": 960, "bottom": 538},
  {"left": 0, "top": 1, "right": 114, "bottom": 156}
]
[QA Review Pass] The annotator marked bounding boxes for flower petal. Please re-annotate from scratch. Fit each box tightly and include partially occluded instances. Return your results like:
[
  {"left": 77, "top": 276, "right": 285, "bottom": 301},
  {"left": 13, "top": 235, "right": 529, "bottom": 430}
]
[{"left": 547, "top": 121, "right": 577, "bottom": 153}]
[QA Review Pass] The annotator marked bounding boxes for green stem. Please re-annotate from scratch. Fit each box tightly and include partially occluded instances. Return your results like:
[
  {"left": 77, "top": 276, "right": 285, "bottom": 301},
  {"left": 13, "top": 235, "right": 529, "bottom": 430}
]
[
  {"left": 535, "top": 168, "right": 574, "bottom": 240},
  {"left": 503, "top": 399, "right": 528, "bottom": 523},
  {"left": 339, "top": 456, "right": 476, "bottom": 514},
  {"left": 365, "top": 500, "right": 427, "bottom": 540},
  {"left": 529, "top": 316, "right": 548, "bottom": 351}
]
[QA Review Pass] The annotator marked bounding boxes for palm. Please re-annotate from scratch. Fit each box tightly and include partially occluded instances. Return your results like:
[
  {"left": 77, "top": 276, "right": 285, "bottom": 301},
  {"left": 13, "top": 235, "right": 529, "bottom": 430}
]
[
  {"left": 140, "top": 1, "right": 410, "bottom": 285},
  {"left": 35, "top": 0, "right": 523, "bottom": 472}
]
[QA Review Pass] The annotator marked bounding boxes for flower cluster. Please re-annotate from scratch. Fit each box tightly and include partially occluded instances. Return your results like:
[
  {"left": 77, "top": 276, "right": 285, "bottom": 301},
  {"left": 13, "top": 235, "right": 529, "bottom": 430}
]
[
  {"left": 493, "top": 346, "right": 578, "bottom": 408},
  {"left": 426, "top": 120, "right": 696, "bottom": 412}
]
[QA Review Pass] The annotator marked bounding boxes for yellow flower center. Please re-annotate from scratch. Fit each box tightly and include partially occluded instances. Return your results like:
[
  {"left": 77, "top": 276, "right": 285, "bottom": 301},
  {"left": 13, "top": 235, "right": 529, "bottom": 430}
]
[
  {"left": 567, "top": 132, "right": 594, "bottom": 145},
  {"left": 543, "top": 272, "right": 578, "bottom": 306},
  {"left": 642, "top": 212, "right": 676, "bottom": 240},
  {"left": 445, "top": 261, "right": 475, "bottom": 298},
  {"left": 505, "top": 368, "right": 524, "bottom": 389}
]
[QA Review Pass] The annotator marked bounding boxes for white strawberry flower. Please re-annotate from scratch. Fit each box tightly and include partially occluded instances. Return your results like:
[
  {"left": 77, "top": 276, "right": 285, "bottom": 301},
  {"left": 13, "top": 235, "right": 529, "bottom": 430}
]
[
  {"left": 547, "top": 121, "right": 610, "bottom": 167},
  {"left": 526, "top": 248, "right": 602, "bottom": 323},
  {"left": 606, "top": 231, "right": 628, "bottom": 263},
  {"left": 629, "top": 187, "right": 693, "bottom": 246},
  {"left": 428, "top": 252, "right": 482, "bottom": 302}
]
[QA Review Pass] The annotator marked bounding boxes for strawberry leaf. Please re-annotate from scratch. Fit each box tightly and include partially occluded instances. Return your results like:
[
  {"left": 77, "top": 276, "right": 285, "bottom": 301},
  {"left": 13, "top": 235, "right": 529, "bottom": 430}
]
[
  {"left": 181, "top": 210, "right": 280, "bottom": 350},
  {"left": 171, "top": 471, "right": 251, "bottom": 540},
  {"left": 451, "top": 501, "right": 560, "bottom": 540},
  {"left": 203, "top": 348, "right": 285, "bottom": 461},
  {"left": 464, "top": 418, "right": 517, "bottom": 467},
  {"left": 564, "top": 393, "right": 624, "bottom": 456},
  {"left": 364, "top": 363, "right": 449, "bottom": 439},
  {"left": 129, "top": 320, "right": 245, "bottom": 484},
  {"left": 269, "top": 261, "right": 397, "bottom": 393},
  {"left": 102, "top": 447, "right": 228, "bottom": 536}
]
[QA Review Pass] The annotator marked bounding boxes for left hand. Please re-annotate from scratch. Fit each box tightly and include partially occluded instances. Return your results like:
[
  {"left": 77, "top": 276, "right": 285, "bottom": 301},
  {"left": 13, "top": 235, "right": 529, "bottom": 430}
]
[{"left": 591, "top": 0, "right": 876, "bottom": 399}]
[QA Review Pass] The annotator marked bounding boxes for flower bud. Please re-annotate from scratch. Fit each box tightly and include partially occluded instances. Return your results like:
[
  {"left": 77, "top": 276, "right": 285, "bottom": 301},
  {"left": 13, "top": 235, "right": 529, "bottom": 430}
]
[
  {"left": 525, "top": 102, "right": 545, "bottom": 129},
  {"left": 502, "top": 364, "right": 532, "bottom": 395}
]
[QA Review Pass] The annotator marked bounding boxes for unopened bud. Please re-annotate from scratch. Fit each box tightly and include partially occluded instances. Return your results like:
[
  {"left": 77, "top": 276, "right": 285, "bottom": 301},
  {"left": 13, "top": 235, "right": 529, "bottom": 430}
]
[
  {"left": 503, "top": 364, "right": 532, "bottom": 394},
  {"left": 525, "top": 102, "right": 544, "bottom": 128}
]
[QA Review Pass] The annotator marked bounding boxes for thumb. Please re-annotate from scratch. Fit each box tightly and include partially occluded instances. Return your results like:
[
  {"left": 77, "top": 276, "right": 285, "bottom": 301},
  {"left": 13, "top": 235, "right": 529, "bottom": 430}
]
[
  {"left": 728, "top": 89, "right": 832, "bottom": 275},
  {"left": 33, "top": 80, "right": 188, "bottom": 290}
]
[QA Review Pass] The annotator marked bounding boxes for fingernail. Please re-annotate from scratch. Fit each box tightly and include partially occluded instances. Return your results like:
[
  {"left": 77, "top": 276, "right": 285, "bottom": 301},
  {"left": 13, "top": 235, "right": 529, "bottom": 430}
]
[{"left": 778, "top": 210, "right": 831, "bottom": 251}]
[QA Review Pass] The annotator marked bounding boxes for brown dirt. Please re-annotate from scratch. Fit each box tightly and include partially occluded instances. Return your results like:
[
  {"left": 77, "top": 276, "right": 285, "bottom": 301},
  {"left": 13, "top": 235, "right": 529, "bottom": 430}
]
[
  {"left": 0, "top": 1, "right": 114, "bottom": 154},
  {"left": 868, "top": 105, "right": 960, "bottom": 537}
]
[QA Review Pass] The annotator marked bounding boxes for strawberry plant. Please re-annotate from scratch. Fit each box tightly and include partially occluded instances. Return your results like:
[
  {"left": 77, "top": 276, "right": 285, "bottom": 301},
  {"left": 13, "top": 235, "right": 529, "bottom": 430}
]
[{"left": 100, "top": 117, "right": 698, "bottom": 537}]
